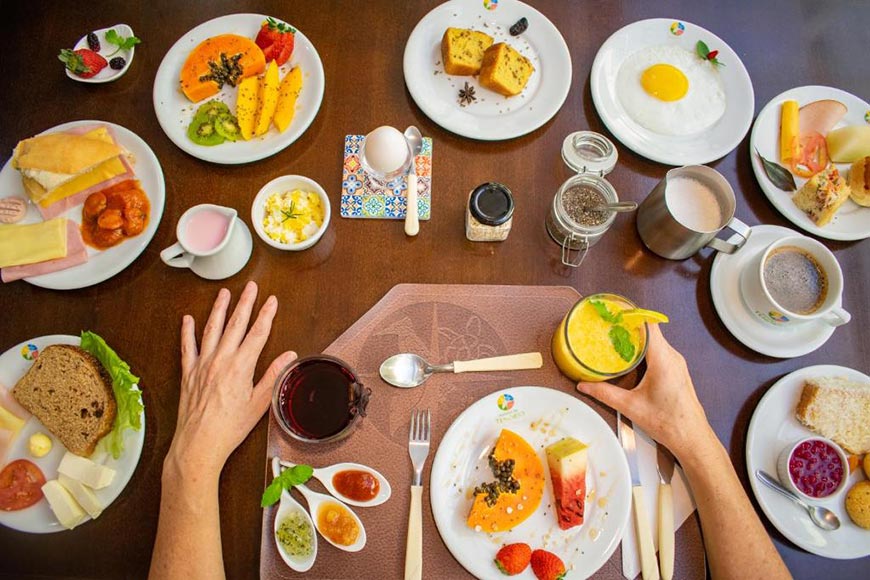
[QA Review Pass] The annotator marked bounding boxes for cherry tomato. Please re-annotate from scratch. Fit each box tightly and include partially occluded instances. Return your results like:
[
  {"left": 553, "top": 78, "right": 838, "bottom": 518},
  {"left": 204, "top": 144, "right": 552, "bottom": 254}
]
[{"left": 0, "top": 459, "right": 46, "bottom": 511}]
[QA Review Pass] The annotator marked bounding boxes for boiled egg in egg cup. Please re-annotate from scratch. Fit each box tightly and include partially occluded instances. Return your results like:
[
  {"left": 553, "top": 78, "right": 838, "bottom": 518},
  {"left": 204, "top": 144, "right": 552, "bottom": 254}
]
[
  {"left": 359, "top": 126, "right": 413, "bottom": 182},
  {"left": 251, "top": 175, "right": 331, "bottom": 251}
]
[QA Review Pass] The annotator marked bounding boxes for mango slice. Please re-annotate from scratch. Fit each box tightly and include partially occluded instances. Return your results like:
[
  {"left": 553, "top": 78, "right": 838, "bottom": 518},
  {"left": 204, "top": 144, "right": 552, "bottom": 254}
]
[
  {"left": 273, "top": 66, "right": 303, "bottom": 133},
  {"left": 236, "top": 76, "right": 259, "bottom": 140},
  {"left": 254, "top": 61, "right": 280, "bottom": 137}
]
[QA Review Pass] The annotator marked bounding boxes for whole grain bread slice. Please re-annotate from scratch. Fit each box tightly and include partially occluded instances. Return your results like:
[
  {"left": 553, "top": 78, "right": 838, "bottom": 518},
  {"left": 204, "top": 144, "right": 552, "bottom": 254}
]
[
  {"left": 12, "top": 345, "right": 116, "bottom": 456},
  {"left": 796, "top": 377, "right": 870, "bottom": 454}
]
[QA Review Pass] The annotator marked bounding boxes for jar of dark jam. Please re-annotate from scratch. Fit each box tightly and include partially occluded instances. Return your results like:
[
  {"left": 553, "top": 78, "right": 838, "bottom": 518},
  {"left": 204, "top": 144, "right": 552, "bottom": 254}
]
[
  {"left": 546, "top": 132, "right": 620, "bottom": 267},
  {"left": 466, "top": 182, "right": 514, "bottom": 242}
]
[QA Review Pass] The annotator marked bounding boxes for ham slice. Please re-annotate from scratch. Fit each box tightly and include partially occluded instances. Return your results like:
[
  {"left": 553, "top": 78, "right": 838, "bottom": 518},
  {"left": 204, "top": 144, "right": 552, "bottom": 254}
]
[
  {"left": 1, "top": 221, "right": 88, "bottom": 282},
  {"left": 0, "top": 383, "right": 31, "bottom": 421},
  {"left": 799, "top": 100, "right": 848, "bottom": 137},
  {"left": 0, "top": 428, "right": 13, "bottom": 465},
  {"left": 37, "top": 155, "right": 135, "bottom": 220}
]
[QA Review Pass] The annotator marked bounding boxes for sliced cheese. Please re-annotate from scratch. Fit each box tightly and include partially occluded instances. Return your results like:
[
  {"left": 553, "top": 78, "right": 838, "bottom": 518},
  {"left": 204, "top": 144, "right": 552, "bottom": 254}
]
[
  {"left": 0, "top": 218, "right": 68, "bottom": 268},
  {"left": 57, "top": 452, "right": 116, "bottom": 490},
  {"left": 42, "top": 480, "right": 87, "bottom": 529},
  {"left": 780, "top": 100, "right": 799, "bottom": 164},
  {"left": 36, "top": 156, "right": 129, "bottom": 208},
  {"left": 0, "top": 403, "right": 26, "bottom": 434},
  {"left": 58, "top": 473, "right": 103, "bottom": 519}
]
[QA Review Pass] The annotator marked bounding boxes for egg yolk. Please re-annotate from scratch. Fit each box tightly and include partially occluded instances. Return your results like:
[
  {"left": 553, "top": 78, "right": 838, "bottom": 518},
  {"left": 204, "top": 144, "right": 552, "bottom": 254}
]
[{"left": 640, "top": 64, "right": 689, "bottom": 101}]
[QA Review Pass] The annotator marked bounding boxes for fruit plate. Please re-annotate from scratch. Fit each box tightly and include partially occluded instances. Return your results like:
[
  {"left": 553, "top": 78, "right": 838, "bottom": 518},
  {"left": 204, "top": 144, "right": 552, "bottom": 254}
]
[
  {"left": 0, "top": 120, "right": 166, "bottom": 290},
  {"left": 746, "top": 365, "right": 870, "bottom": 559},
  {"left": 430, "top": 386, "right": 631, "bottom": 579},
  {"left": 403, "top": 0, "right": 572, "bottom": 141},
  {"left": 0, "top": 335, "right": 145, "bottom": 534},
  {"left": 749, "top": 86, "right": 870, "bottom": 241},
  {"left": 590, "top": 18, "right": 754, "bottom": 166},
  {"left": 152, "top": 13, "right": 325, "bottom": 164}
]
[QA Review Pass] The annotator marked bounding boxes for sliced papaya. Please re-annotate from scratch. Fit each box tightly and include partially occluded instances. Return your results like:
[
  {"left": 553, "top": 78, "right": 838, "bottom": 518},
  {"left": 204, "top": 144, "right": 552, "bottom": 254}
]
[
  {"left": 254, "top": 61, "right": 280, "bottom": 137},
  {"left": 273, "top": 66, "right": 303, "bottom": 133},
  {"left": 180, "top": 34, "right": 266, "bottom": 103}
]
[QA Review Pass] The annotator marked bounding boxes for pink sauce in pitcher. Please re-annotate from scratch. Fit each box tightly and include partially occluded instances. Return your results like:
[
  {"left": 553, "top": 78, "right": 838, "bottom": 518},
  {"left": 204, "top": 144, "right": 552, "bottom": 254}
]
[{"left": 184, "top": 208, "right": 231, "bottom": 253}]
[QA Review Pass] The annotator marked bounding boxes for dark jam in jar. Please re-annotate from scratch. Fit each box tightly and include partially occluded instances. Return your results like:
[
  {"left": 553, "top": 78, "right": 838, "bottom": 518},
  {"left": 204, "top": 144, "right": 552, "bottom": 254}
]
[
  {"left": 332, "top": 470, "right": 380, "bottom": 502},
  {"left": 276, "top": 358, "right": 359, "bottom": 441}
]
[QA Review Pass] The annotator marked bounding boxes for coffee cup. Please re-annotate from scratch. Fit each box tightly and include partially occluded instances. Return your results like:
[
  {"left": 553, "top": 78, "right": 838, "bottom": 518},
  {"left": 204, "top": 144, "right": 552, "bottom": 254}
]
[
  {"left": 740, "top": 235, "right": 850, "bottom": 327},
  {"left": 160, "top": 204, "right": 252, "bottom": 280},
  {"left": 637, "top": 165, "right": 751, "bottom": 260}
]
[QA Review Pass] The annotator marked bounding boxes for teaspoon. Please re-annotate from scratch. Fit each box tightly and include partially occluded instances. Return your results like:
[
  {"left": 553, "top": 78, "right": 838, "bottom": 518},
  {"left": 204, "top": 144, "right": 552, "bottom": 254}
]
[
  {"left": 379, "top": 352, "right": 542, "bottom": 388},
  {"left": 755, "top": 469, "right": 840, "bottom": 531},
  {"left": 593, "top": 201, "right": 638, "bottom": 213}
]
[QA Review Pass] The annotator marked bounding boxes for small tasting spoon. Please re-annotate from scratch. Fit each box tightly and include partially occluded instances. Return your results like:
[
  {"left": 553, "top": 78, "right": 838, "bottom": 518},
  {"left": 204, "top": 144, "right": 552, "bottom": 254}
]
[
  {"left": 593, "top": 201, "right": 638, "bottom": 213},
  {"left": 755, "top": 469, "right": 840, "bottom": 531},
  {"left": 270, "top": 458, "right": 317, "bottom": 572},
  {"left": 279, "top": 459, "right": 392, "bottom": 507}
]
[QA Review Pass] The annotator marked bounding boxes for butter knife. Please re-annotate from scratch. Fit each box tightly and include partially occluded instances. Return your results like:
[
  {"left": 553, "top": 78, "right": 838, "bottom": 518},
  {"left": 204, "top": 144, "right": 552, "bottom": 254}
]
[
  {"left": 618, "top": 413, "right": 660, "bottom": 580},
  {"left": 656, "top": 445, "right": 675, "bottom": 580}
]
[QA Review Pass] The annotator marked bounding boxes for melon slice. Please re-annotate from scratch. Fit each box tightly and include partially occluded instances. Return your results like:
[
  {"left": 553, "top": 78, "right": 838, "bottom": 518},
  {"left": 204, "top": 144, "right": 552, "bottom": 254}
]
[
  {"left": 180, "top": 34, "right": 266, "bottom": 103},
  {"left": 546, "top": 437, "right": 588, "bottom": 530},
  {"left": 467, "top": 429, "right": 544, "bottom": 533}
]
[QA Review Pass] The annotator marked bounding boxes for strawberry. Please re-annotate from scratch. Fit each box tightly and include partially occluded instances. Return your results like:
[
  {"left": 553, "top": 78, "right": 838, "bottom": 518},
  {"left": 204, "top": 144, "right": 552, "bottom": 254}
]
[
  {"left": 494, "top": 543, "right": 531, "bottom": 576},
  {"left": 254, "top": 17, "right": 295, "bottom": 66},
  {"left": 58, "top": 48, "right": 107, "bottom": 78},
  {"left": 530, "top": 549, "right": 566, "bottom": 580}
]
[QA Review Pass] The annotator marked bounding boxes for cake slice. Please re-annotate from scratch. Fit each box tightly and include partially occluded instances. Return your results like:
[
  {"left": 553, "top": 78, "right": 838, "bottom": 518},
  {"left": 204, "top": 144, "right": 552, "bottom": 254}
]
[
  {"left": 479, "top": 42, "right": 534, "bottom": 97},
  {"left": 792, "top": 166, "right": 850, "bottom": 226},
  {"left": 12, "top": 345, "right": 116, "bottom": 456},
  {"left": 796, "top": 377, "right": 870, "bottom": 454},
  {"left": 545, "top": 437, "right": 588, "bottom": 530},
  {"left": 441, "top": 27, "right": 493, "bottom": 76}
]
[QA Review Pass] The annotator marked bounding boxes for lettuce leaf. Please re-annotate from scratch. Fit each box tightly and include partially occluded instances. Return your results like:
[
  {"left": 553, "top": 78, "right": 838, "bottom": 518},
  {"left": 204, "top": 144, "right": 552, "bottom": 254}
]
[{"left": 80, "top": 331, "right": 143, "bottom": 459}]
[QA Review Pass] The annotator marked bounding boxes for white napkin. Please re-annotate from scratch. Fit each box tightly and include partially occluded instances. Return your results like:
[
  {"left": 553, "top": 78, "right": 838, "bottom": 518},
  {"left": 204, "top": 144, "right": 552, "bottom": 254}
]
[{"left": 621, "top": 425, "right": 697, "bottom": 580}]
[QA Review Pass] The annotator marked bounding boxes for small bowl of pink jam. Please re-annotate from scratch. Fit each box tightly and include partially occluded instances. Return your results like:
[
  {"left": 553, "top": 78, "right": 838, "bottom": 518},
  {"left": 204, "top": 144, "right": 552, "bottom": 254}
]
[{"left": 777, "top": 437, "right": 848, "bottom": 502}]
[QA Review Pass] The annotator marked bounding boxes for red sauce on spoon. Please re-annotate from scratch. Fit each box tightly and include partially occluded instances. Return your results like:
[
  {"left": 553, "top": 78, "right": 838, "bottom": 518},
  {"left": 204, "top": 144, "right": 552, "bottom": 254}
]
[{"left": 332, "top": 470, "right": 379, "bottom": 502}]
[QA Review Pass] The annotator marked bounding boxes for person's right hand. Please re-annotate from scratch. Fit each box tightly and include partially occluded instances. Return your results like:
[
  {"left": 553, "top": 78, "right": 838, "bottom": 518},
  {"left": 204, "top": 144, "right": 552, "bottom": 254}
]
[{"left": 576, "top": 324, "right": 715, "bottom": 460}]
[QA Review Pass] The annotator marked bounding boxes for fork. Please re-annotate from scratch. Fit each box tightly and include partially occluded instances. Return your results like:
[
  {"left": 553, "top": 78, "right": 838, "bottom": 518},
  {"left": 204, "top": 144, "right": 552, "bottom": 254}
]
[{"left": 405, "top": 409, "right": 431, "bottom": 580}]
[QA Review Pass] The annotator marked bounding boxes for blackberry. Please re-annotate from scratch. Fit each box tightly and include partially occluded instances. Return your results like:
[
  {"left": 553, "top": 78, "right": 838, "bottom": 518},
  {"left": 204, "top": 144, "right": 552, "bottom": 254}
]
[
  {"left": 87, "top": 32, "right": 100, "bottom": 51},
  {"left": 109, "top": 57, "right": 126, "bottom": 70}
]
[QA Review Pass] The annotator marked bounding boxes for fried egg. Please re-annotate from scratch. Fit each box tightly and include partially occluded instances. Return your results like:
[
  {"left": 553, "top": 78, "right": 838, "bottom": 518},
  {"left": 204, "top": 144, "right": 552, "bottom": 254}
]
[{"left": 616, "top": 45, "right": 726, "bottom": 136}]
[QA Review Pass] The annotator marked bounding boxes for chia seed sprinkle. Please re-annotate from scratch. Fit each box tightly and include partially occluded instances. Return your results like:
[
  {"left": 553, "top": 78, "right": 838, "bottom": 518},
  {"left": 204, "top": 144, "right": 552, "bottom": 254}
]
[{"left": 561, "top": 185, "right": 608, "bottom": 226}]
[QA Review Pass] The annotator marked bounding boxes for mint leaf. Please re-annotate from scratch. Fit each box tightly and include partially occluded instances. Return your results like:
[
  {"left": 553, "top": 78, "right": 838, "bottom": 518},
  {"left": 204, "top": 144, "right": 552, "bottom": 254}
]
[
  {"left": 261, "top": 464, "right": 314, "bottom": 507},
  {"left": 609, "top": 325, "right": 636, "bottom": 363},
  {"left": 696, "top": 40, "right": 709, "bottom": 60},
  {"left": 590, "top": 300, "right": 623, "bottom": 324},
  {"left": 105, "top": 29, "right": 142, "bottom": 56}
]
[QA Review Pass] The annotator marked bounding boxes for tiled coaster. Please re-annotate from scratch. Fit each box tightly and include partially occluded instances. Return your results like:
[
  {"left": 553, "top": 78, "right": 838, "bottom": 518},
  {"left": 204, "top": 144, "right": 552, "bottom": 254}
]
[{"left": 340, "top": 134, "right": 433, "bottom": 219}]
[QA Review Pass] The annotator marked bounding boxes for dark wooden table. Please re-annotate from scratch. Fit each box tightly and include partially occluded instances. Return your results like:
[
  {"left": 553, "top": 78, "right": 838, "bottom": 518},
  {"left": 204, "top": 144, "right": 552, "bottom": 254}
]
[{"left": 1, "top": 1, "right": 867, "bottom": 578}]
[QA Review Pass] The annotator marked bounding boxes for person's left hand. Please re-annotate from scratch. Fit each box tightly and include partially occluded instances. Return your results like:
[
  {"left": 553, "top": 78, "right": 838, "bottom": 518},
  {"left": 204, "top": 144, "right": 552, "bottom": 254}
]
[{"left": 168, "top": 281, "right": 296, "bottom": 476}]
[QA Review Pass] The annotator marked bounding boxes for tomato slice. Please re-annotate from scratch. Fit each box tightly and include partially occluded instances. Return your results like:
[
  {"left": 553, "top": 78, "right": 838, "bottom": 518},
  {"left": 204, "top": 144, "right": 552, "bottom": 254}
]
[
  {"left": 790, "top": 132, "right": 829, "bottom": 178},
  {"left": 0, "top": 459, "right": 46, "bottom": 511}
]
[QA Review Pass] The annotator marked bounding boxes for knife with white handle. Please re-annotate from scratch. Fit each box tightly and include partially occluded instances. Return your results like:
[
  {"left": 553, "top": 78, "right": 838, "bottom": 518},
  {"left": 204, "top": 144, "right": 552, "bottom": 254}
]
[
  {"left": 619, "top": 414, "right": 660, "bottom": 580},
  {"left": 657, "top": 445, "right": 675, "bottom": 580}
]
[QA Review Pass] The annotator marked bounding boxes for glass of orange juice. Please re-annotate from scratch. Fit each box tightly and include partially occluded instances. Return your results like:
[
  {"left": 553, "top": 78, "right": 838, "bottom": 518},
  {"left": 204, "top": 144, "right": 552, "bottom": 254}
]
[{"left": 552, "top": 293, "right": 649, "bottom": 382}]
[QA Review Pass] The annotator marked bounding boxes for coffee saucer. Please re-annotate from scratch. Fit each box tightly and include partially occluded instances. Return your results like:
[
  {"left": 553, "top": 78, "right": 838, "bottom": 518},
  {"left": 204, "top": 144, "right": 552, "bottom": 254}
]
[
  {"left": 710, "top": 224, "right": 837, "bottom": 358},
  {"left": 190, "top": 218, "right": 253, "bottom": 280}
]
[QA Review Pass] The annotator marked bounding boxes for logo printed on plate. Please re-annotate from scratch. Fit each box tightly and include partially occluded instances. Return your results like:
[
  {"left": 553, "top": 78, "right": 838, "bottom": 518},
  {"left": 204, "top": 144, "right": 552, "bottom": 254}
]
[
  {"left": 865, "top": 110, "right": 870, "bottom": 124},
  {"left": 483, "top": 0, "right": 498, "bottom": 10},
  {"left": 497, "top": 393, "right": 514, "bottom": 411},
  {"left": 20, "top": 344, "right": 39, "bottom": 361},
  {"left": 670, "top": 21, "right": 685, "bottom": 36}
]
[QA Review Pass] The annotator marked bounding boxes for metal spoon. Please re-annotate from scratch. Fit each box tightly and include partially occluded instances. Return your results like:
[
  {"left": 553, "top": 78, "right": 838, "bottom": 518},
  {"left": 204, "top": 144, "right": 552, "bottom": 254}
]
[
  {"left": 593, "top": 201, "right": 638, "bottom": 213},
  {"left": 755, "top": 470, "right": 841, "bottom": 531},
  {"left": 403, "top": 126, "right": 424, "bottom": 237},
  {"left": 379, "top": 352, "right": 542, "bottom": 388}
]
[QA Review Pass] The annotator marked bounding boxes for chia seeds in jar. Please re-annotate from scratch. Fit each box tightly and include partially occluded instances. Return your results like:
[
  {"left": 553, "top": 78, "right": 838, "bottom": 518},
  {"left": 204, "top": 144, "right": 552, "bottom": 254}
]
[{"left": 466, "top": 182, "right": 514, "bottom": 242}]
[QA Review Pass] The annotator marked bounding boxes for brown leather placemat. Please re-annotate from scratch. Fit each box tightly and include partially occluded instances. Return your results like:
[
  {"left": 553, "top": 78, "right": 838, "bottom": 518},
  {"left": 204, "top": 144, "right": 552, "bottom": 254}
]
[{"left": 260, "top": 284, "right": 704, "bottom": 579}]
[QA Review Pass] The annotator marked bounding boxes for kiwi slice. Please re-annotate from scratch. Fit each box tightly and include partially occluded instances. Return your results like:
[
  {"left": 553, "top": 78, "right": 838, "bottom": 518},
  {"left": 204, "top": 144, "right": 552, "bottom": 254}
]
[
  {"left": 213, "top": 113, "right": 241, "bottom": 142},
  {"left": 194, "top": 100, "right": 230, "bottom": 122},
  {"left": 187, "top": 117, "right": 225, "bottom": 146}
]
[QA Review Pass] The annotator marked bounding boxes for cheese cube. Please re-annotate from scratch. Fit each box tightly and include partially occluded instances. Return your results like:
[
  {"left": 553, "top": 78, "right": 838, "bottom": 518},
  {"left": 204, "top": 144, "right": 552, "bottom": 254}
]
[
  {"left": 58, "top": 474, "right": 103, "bottom": 519},
  {"left": 57, "top": 452, "right": 116, "bottom": 489},
  {"left": 42, "top": 480, "right": 87, "bottom": 530}
]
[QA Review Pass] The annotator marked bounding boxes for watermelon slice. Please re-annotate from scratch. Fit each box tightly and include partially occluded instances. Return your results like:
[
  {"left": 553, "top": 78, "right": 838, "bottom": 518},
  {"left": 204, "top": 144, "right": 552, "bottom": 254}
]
[{"left": 545, "top": 437, "right": 588, "bottom": 530}]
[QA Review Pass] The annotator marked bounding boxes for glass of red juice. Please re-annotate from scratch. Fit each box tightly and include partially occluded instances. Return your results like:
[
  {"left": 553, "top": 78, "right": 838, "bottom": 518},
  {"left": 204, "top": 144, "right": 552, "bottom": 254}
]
[{"left": 272, "top": 355, "right": 371, "bottom": 443}]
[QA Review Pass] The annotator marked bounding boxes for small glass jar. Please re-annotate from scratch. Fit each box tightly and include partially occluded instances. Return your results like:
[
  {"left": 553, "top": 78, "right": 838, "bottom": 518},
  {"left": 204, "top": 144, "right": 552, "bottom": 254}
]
[
  {"left": 546, "top": 131, "right": 619, "bottom": 267},
  {"left": 466, "top": 182, "right": 514, "bottom": 242}
]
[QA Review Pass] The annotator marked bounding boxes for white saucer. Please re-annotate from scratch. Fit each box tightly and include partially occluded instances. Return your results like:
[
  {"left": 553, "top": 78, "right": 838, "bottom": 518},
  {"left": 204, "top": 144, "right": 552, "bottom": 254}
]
[
  {"left": 709, "top": 225, "right": 837, "bottom": 358},
  {"left": 189, "top": 218, "right": 253, "bottom": 280}
]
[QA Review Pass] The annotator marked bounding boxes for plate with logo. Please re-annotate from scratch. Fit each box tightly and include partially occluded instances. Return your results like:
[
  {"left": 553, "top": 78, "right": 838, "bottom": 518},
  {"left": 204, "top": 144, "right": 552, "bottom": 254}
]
[{"left": 430, "top": 386, "right": 630, "bottom": 579}]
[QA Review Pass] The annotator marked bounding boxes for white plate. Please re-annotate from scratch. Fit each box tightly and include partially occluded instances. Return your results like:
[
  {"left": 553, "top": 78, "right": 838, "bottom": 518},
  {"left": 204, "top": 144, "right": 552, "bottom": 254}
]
[
  {"left": 749, "top": 85, "right": 870, "bottom": 241},
  {"left": 430, "top": 386, "right": 630, "bottom": 580},
  {"left": 746, "top": 365, "right": 870, "bottom": 559},
  {"left": 66, "top": 24, "right": 136, "bottom": 84},
  {"left": 403, "top": 0, "right": 571, "bottom": 141},
  {"left": 0, "top": 120, "right": 166, "bottom": 290},
  {"left": 590, "top": 18, "right": 754, "bottom": 165},
  {"left": 710, "top": 225, "right": 837, "bottom": 358},
  {"left": 0, "top": 335, "right": 145, "bottom": 534},
  {"left": 153, "top": 14, "right": 325, "bottom": 164}
]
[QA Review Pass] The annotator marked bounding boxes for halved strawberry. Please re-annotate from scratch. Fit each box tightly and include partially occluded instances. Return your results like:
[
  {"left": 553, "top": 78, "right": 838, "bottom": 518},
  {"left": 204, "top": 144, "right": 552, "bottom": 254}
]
[
  {"left": 255, "top": 17, "right": 295, "bottom": 66},
  {"left": 58, "top": 48, "right": 107, "bottom": 78}
]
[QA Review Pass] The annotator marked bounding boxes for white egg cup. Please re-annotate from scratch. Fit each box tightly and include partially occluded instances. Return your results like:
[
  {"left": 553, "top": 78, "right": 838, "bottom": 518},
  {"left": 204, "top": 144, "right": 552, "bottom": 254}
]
[{"left": 358, "top": 129, "right": 412, "bottom": 183}]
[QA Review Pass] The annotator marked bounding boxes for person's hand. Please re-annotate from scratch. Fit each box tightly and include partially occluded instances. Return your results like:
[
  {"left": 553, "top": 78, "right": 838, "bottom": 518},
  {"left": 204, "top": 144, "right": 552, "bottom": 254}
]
[
  {"left": 576, "top": 324, "right": 715, "bottom": 460},
  {"left": 168, "top": 281, "right": 296, "bottom": 476}
]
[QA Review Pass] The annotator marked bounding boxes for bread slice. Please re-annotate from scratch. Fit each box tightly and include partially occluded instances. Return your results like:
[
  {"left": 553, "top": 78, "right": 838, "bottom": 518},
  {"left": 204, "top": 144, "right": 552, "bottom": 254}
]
[
  {"left": 12, "top": 345, "right": 116, "bottom": 456},
  {"left": 479, "top": 42, "right": 534, "bottom": 97},
  {"left": 792, "top": 166, "right": 850, "bottom": 226},
  {"left": 849, "top": 156, "right": 870, "bottom": 206},
  {"left": 441, "top": 27, "right": 493, "bottom": 75},
  {"left": 795, "top": 377, "right": 870, "bottom": 454}
]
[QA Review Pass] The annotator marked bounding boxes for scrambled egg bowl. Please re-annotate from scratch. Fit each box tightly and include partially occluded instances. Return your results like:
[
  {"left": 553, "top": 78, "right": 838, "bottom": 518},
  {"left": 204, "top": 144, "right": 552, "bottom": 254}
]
[{"left": 262, "top": 190, "right": 324, "bottom": 244}]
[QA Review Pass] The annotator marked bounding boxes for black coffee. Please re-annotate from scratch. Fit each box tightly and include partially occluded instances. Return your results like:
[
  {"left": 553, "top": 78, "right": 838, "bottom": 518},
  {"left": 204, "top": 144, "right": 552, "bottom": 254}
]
[{"left": 763, "top": 246, "right": 828, "bottom": 314}]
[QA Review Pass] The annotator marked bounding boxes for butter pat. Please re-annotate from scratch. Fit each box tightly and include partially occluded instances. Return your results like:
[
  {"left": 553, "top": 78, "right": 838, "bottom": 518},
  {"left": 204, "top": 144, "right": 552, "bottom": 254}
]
[
  {"left": 58, "top": 452, "right": 116, "bottom": 489},
  {"left": 42, "top": 480, "right": 87, "bottom": 529},
  {"left": 58, "top": 473, "right": 103, "bottom": 519}
]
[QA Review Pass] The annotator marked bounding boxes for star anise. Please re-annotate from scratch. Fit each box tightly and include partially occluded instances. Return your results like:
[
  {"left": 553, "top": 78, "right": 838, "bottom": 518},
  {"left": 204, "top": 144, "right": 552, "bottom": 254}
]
[{"left": 458, "top": 82, "right": 477, "bottom": 107}]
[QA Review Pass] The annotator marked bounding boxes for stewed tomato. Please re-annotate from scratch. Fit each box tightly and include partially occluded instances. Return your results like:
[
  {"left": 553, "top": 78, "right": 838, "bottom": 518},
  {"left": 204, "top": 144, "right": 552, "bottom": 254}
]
[{"left": 0, "top": 459, "right": 46, "bottom": 511}]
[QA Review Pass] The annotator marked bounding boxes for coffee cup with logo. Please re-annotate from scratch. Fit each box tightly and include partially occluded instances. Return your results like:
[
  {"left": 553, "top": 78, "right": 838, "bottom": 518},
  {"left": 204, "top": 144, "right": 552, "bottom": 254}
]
[{"left": 740, "top": 235, "right": 850, "bottom": 327}]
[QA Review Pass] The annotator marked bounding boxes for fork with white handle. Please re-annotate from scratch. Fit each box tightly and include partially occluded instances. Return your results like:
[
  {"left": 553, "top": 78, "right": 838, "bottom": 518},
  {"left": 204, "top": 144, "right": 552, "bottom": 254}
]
[{"left": 405, "top": 409, "right": 431, "bottom": 580}]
